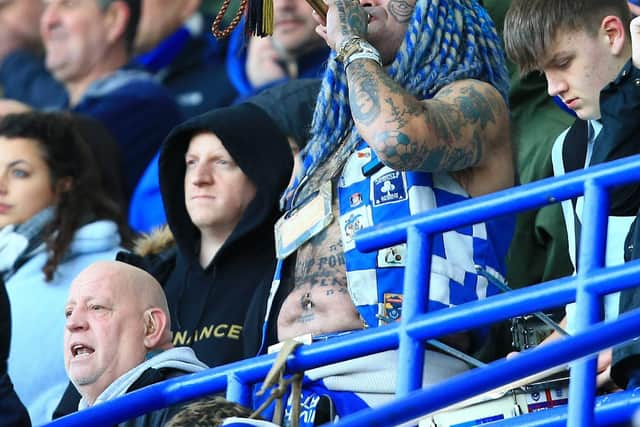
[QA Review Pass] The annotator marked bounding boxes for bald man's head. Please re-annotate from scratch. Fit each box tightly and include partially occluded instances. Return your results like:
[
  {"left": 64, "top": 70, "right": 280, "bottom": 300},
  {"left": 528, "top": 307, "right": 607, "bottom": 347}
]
[{"left": 64, "top": 261, "right": 173, "bottom": 405}]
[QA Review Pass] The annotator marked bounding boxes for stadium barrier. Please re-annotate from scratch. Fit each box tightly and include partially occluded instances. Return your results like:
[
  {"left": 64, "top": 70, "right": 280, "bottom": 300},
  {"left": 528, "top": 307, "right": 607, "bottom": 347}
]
[{"left": 47, "top": 154, "right": 640, "bottom": 427}]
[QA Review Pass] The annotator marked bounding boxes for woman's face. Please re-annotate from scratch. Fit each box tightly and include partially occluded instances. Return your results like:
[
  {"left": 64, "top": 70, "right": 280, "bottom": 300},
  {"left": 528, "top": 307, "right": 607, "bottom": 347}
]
[{"left": 0, "top": 137, "right": 56, "bottom": 228}]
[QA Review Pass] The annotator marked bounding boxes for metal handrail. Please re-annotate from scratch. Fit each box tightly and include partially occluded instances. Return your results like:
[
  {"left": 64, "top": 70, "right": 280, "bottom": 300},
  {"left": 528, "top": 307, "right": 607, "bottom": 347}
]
[{"left": 47, "top": 154, "right": 640, "bottom": 427}]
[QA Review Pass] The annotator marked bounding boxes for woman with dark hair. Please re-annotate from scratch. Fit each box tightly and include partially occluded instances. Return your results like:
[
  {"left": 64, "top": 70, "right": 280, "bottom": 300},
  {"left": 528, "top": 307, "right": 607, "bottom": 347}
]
[{"left": 0, "top": 112, "right": 126, "bottom": 425}]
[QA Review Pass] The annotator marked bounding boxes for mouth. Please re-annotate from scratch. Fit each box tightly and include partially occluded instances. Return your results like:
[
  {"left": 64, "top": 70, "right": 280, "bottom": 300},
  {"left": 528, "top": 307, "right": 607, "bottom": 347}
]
[
  {"left": 564, "top": 98, "right": 579, "bottom": 109},
  {"left": 274, "top": 17, "right": 305, "bottom": 30},
  {"left": 70, "top": 343, "right": 95, "bottom": 359},
  {"left": 0, "top": 203, "right": 10, "bottom": 214}
]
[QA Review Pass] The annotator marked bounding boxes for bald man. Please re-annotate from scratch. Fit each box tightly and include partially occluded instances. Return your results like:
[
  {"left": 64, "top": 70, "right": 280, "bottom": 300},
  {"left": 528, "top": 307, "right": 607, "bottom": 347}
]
[{"left": 64, "top": 261, "right": 208, "bottom": 422}]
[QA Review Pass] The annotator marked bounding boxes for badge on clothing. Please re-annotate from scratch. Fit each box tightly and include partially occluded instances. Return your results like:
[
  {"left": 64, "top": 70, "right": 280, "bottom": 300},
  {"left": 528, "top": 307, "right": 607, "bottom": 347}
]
[
  {"left": 275, "top": 181, "right": 333, "bottom": 259},
  {"left": 371, "top": 170, "right": 407, "bottom": 206},
  {"left": 377, "top": 244, "right": 406, "bottom": 268},
  {"left": 339, "top": 205, "right": 372, "bottom": 252},
  {"left": 383, "top": 293, "right": 403, "bottom": 322}
]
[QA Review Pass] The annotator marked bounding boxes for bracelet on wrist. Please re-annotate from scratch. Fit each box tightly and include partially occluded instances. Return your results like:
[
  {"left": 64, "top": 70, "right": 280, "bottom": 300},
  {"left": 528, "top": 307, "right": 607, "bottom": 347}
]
[
  {"left": 344, "top": 49, "right": 382, "bottom": 69},
  {"left": 335, "top": 36, "right": 363, "bottom": 63}
]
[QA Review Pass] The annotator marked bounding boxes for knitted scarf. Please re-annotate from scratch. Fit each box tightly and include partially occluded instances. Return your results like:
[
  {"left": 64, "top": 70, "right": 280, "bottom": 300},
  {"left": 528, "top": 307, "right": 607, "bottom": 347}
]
[
  {"left": 0, "top": 207, "right": 54, "bottom": 281},
  {"left": 292, "top": 0, "right": 509, "bottom": 196}
]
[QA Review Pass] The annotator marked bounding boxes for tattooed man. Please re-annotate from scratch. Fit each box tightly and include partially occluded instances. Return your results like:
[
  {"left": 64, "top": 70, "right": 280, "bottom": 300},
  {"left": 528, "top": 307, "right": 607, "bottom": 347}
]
[{"left": 248, "top": 0, "right": 514, "bottom": 422}]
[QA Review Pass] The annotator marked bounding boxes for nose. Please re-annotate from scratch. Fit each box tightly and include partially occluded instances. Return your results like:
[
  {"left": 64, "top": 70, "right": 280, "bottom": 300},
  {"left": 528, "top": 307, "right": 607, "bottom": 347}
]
[
  {"left": 273, "top": 0, "right": 295, "bottom": 12},
  {"left": 545, "top": 72, "right": 568, "bottom": 98},
  {"left": 66, "top": 309, "right": 89, "bottom": 332},
  {"left": 190, "top": 163, "right": 214, "bottom": 187},
  {"left": 0, "top": 170, "right": 8, "bottom": 195},
  {"left": 40, "top": 1, "right": 61, "bottom": 38}
]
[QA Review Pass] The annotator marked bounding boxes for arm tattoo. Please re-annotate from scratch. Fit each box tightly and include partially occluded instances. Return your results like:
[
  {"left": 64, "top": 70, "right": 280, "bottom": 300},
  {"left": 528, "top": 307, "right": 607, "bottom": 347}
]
[
  {"left": 371, "top": 75, "right": 501, "bottom": 171},
  {"left": 348, "top": 60, "right": 381, "bottom": 125},
  {"left": 388, "top": 0, "right": 414, "bottom": 23}
]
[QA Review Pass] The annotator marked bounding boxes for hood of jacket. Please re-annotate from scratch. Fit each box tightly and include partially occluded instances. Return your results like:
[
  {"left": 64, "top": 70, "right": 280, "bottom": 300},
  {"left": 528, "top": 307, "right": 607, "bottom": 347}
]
[
  {"left": 159, "top": 102, "right": 293, "bottom": 267},
  {"left": 79, "top": 346, "right": 207, "bottom": 409}
]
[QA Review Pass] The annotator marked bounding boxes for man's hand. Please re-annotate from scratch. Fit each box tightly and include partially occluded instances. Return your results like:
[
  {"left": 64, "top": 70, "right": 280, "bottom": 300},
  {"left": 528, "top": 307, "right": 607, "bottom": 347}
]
[
  {"left": 313, "top": 0, "right": 368, "bottom": 52},
  {"left": 0, "top": 99, "right": 31, "bottom": 119},
  {"left": 631, "top": 15, "right": 640, "bottom": 69},
  {"left": 245, "top": 37, "right": 290, "bottom": 88}
]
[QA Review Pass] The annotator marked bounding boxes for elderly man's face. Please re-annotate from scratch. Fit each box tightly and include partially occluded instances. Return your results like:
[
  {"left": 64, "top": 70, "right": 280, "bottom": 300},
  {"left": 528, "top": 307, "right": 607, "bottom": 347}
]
[
  {"left": 64, "top": 269, "right": 147, "bottom": 403},
  {"left": 40, "top": 0, "right": 114, "bottom": 83}
]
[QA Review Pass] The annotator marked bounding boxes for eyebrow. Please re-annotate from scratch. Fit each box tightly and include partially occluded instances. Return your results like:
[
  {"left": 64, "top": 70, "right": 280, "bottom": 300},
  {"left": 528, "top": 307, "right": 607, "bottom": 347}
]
[
  {"left": 4, "top": 160, "right": 31, "bottom": 169},
  {"left": 542, "top": 51, "right": 574, "bottom": 68}
]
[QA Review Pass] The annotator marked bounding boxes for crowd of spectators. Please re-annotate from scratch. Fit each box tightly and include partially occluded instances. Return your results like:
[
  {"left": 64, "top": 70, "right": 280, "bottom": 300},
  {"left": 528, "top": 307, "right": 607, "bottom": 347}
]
[{"left": 0, "top": 0, "right": 639, "bottom": 425}]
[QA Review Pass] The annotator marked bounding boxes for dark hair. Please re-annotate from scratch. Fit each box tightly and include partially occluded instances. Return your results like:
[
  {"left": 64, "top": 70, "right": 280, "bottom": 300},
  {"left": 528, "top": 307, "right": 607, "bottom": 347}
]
[
  {"left": 98, "top": 0, "right": 141, "bottom": 53},
  {"left": 0, "top": 112, "right": 129, "bottom": 281},
  {"left": 504, "top": 0, "right": 632, "bottom": 73},
  {"left": 164, "top": 397, "right": 256, "bottom": 427}
]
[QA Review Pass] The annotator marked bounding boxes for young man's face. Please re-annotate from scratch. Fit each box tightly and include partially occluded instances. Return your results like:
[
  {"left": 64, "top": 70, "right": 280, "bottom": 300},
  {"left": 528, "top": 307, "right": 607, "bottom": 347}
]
[
  {"left": 184, "top": 132, "right": 257, "bottom": 236},
  {"left": 272, "top": 0, "right": 324, "bottom": 57},
  {"left": 542, "top": 29, "right": 626, "bottom": 120}
]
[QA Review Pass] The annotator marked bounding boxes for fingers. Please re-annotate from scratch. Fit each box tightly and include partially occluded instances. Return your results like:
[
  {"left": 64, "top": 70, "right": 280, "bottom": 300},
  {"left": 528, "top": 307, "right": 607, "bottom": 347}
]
[
  {"left": 315, "top": 24, "right": 329, "bottom": 44},
  {"left": 311, "top": 9, "right": 326, "bottom": 26}
]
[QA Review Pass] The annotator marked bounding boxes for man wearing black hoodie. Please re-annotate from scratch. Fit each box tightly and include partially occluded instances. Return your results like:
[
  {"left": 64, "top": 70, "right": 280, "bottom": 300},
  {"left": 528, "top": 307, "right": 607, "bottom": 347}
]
[{"left": 53, "top": 102, "right": 294, "bottom": 418}]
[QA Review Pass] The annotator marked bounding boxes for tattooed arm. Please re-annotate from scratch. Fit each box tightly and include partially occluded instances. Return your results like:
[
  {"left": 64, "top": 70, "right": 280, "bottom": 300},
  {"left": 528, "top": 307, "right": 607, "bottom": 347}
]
[
  {"left": 314, "top": 0, "right": 513, "bottom": 196},
  {"left": 346, "top": 60, "right": 513, "bottom": 195}
]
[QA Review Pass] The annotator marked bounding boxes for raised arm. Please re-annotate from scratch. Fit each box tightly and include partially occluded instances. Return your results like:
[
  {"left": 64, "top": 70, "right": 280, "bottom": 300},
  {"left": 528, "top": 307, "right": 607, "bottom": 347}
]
[
  {"left": 347, "top": 61, "right": 508, "bottom": 174},
  {"left": 315, "top": 0, "right": 512, "bottom": 195}
]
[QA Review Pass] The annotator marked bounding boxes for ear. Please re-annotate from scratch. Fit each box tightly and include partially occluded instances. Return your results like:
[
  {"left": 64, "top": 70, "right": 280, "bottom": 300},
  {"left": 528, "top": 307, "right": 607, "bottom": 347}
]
[
  {"left": 103, "top": 0, "right": 130, "bottom": 46},
  {"left": 142, "top": 308, "right": 169, "bottom": 349},
  {"left": 601, "top": 15, "right": 627, "bottom": 56},
  {"left": 55, "top": 177, "right": 73, "bottom": 194}
]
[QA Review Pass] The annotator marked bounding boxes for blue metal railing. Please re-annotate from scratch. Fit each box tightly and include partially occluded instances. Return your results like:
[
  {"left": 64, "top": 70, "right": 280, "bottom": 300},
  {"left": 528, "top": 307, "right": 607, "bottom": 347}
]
[{"left": 47, "top": 154, "right": 640, "bottom": 427}]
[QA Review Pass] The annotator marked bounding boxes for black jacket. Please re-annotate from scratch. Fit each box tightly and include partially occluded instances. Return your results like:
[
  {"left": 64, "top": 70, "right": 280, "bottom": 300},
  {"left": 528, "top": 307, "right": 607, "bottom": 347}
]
[
  {"left": 0, "top": 277, "right": 31, "bottom": 427},
  {"left": 600, "top": 60, "right": 640, "bottom": 388}
]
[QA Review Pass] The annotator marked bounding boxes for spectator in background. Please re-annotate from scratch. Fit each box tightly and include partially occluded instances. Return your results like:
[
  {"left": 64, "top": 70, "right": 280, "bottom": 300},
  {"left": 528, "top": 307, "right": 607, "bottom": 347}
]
[
  {"left": 0, "top": 276, "right": 30, "bottom": 427},
  {"left": 504, "top": 0, "right": 639, "bottom": 389},
  {"left": 164, "top": 397, "right": 255, "bottom": 427},
  {"left": 54, "top": 103, "right": 293, "bottom": 417},
  {"left": 226, "top": 0, "right": 330, "bottom": 101},
  {"left": 597, "top": 14, "right": 640, "bottom": 390},
  {"left": 0, "top": 0, "right": 183, "bottom": 198},
  {"left": 0, "top": 112, "right": 126, "bottom": 425},
  {"left": 473, "top": 0, "right": 575, "bottom": 362},
  {"left": 0, "top": 0, "right": 67, "bottom": 108},
  {"left": 128, "top": 78, "right": 320, "bottom": 232},
  {"left": 64, "top": 261, "right": 207, "bottom": 424},
  {"left": 133, "top": 0, "right": 237, "bottom": 118}
]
